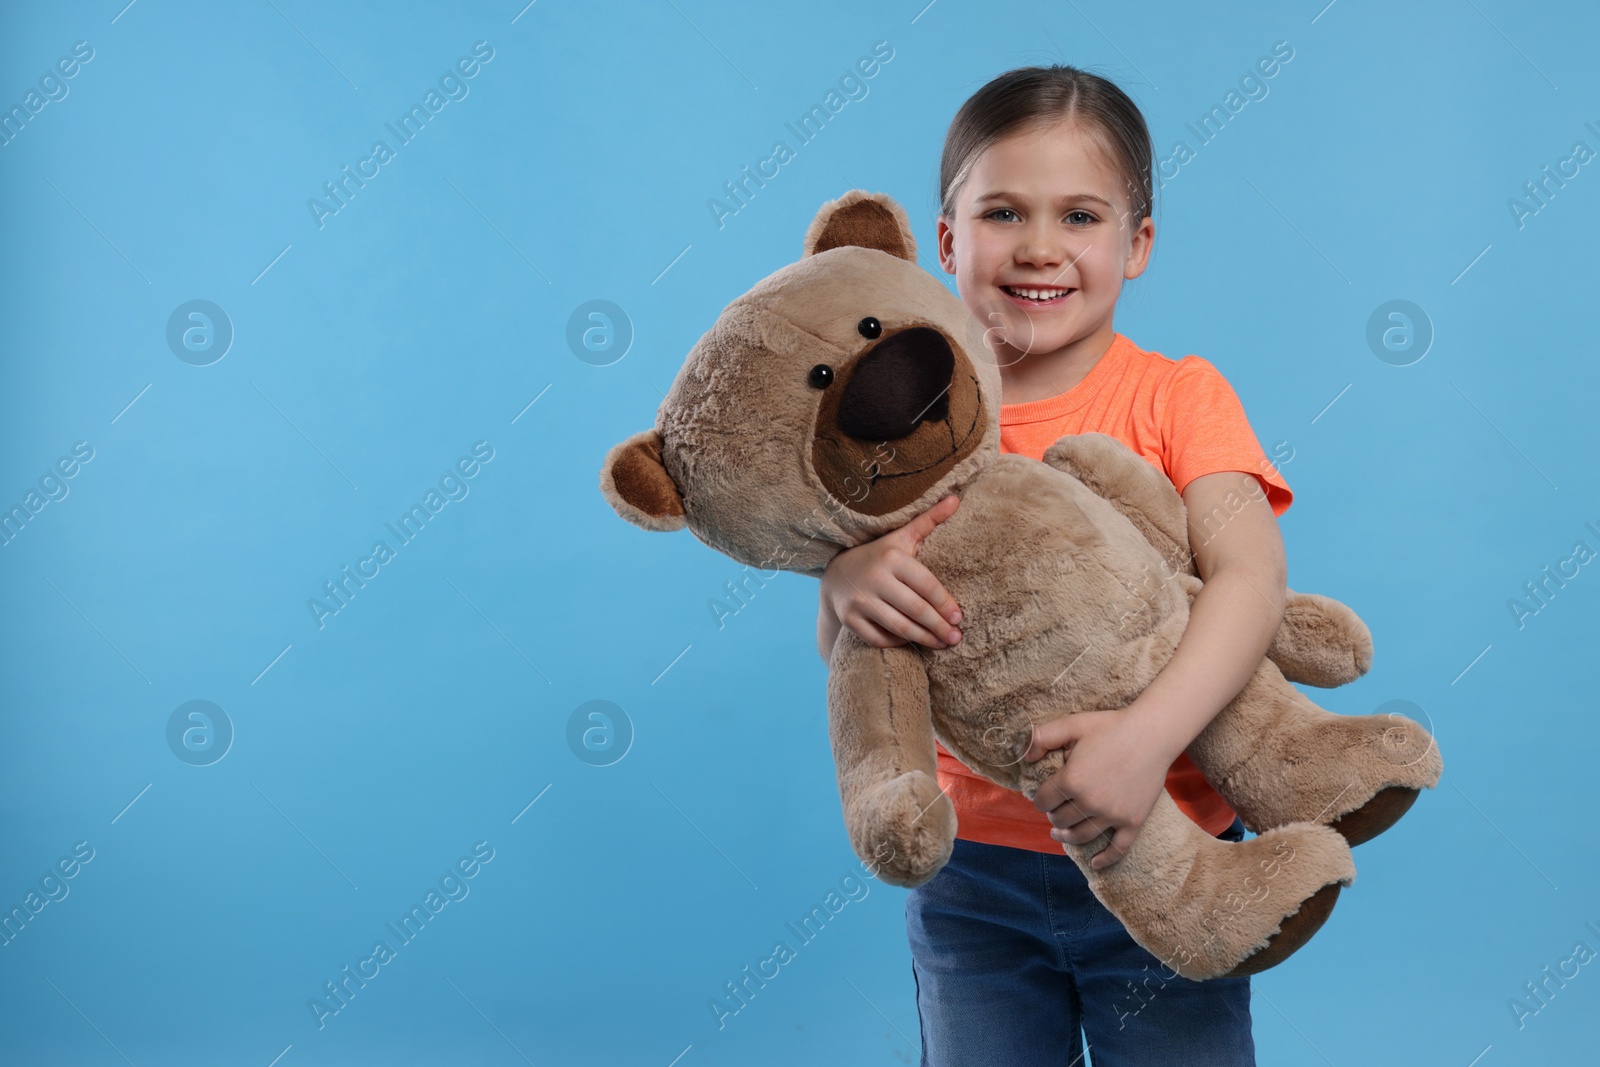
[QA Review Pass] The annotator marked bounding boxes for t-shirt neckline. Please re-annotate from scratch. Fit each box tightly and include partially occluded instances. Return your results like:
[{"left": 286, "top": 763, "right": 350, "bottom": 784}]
[{"left": 997, "top": 332, "right": 1134, "bottom": 425}]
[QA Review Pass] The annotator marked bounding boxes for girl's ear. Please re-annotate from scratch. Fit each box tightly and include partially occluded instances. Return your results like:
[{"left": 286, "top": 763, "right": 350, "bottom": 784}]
[
  {"left": 599, "top": 429, "right": 687, "bottom": 532},
  {"left": 802, "top": 189, "right": 917, "bottom": 262}
]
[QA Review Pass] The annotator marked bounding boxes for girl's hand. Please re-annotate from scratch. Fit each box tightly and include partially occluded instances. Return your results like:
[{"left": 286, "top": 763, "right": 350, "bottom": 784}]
[
  {"left": 1023, "top": 706, "right": 1173, "bottom": 870},
  {"left": 819, "top": 494, "right": 964, "bottom": 651}
]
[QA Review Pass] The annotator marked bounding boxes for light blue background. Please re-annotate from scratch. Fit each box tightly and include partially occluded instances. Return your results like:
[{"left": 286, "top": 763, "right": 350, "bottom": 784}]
[{"left": 2, "top": 1, "right": 1596, "bottom": 1064}]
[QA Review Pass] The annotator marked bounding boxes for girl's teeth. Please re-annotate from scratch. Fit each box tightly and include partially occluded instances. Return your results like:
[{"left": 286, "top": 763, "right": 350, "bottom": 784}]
[{"left": 1006, "top": 286, "right": 1071, "bottom": 301}]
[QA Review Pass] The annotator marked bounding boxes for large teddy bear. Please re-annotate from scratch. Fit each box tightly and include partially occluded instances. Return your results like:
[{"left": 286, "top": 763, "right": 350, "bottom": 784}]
[{"left": 599, "top": 190, "right": 1442, "bottom": 980}]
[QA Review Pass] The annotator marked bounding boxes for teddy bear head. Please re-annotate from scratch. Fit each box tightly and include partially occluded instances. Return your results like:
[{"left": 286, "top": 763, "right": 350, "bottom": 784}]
[{"left": 600, "top": 190, "right": 1002, "bottom": 576}]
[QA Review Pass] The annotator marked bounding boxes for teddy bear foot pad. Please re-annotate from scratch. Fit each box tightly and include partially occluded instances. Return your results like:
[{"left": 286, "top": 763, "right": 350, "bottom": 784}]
[
  {"left": 1327, "top": 784, "right": 1421, "bottom": 847},
  {"left": 1067, "top": 793, "right": 1357, "bottom": 981},
  {"left": 1219, "top": 881, "right": 1342, "bottom": 978}
]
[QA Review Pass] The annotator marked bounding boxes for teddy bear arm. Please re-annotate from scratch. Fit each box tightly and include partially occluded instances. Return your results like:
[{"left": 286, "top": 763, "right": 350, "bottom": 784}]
[
  {"left": 1044, "top": 432, "right": 1374, "bottom": 686},
  {"left": 825, "top": 631, "right": 957, "bottom": 888},
  {"left": 1045, "top": 434, "right": 1374, "bottom": 687},
  {"left": 1041, "top": 433, "right": 1193, "bottom": 575},
  {"left": 1174, "top": 572, "right": 1374, "bottom": 688},
  {"left": 1267, "top": 590, "right": 1376, "bottom": 687}
]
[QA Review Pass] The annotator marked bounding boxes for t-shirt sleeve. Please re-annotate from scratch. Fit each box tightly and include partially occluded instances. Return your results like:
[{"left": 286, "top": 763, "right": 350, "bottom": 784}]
[{"left": 1156, "top": 355, "right": 1293, "bottom": 516}]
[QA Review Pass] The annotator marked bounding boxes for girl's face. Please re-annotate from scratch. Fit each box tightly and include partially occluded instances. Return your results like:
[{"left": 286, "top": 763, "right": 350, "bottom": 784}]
[{"left": 936, "top": 117, "right": 1154, "bottom": 366}]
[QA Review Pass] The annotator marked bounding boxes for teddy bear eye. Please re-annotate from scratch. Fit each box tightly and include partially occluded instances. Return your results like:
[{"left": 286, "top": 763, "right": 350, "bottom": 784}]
[
  {"left": 808, "top": 364, "right": 835, "bottom": 389},
  {"left": 857, "top": 316, "right": 882, "bottom": 339}
]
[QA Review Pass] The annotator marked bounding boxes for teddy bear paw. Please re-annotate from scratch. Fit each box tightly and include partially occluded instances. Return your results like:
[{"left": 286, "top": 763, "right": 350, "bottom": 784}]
[{"left": 849, "top": 770, "right": 956, "bottom": 889}]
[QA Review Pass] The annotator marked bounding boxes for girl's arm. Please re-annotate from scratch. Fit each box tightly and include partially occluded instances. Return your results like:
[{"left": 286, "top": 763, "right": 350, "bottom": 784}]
[
  {"left": 1024, "top": 469, "right": 1287, "bottom": 868},
  {"left": 1121, "top": 469, "right": 1288, "bottom": 763}
]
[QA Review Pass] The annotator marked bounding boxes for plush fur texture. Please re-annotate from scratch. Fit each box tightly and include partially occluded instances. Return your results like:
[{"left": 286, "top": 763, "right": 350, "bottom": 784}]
[{"left": 600, "top": 189, "right": 1443, "bottom": 980}]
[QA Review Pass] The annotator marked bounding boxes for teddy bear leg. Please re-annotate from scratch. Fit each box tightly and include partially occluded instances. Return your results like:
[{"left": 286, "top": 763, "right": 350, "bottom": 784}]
[
  {"left": 826, "top": 633, "right": 957, "bottom": 888},
  {"left": 1186, "top": 657, "right": 1443, "bottom": 844},
  {"left": 1055, "top": 791, "right": 1356, "bottom": 981}
]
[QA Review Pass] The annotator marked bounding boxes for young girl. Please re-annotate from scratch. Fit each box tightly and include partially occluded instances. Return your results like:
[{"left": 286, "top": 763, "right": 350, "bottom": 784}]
[{"left": 817, "top": 66, "right": 1293, "bottom": 1065}]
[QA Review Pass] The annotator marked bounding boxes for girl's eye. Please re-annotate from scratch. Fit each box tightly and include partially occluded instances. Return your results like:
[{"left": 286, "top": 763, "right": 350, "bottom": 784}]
[{"left": 985, "top": 207, "right": 1096, "bottom": 225}]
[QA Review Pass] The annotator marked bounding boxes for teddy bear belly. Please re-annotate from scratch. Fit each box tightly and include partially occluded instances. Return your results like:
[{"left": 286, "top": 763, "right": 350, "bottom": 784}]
[
  {"left": 913, "top": 463, "right": 1190, "bottom": 791},
  {"left": 920, "top": 599, "right": 1186, "bottom": 791}
]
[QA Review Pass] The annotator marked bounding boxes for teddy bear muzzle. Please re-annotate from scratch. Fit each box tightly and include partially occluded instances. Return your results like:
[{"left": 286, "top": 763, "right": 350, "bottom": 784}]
[
  {"left": 811, "top": 325, "right": 987, "bottom": 517},
  {"left": 836, "top": 326, "right": 953, "bottom": 439}
]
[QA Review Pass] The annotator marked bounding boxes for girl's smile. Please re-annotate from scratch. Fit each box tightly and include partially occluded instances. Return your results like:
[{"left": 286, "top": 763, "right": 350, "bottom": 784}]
[
  {"left": 936, "top": 117, "right": 1154, "bottom": 402},
  {"left": 998, "top": 284, "right": 1077, "bottom": 309}
]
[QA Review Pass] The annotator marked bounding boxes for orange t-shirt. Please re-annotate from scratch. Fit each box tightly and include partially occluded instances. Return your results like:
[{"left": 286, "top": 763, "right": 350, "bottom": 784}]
[{"left": 936, "top": 330, "right": 1294, "bottom": 851}]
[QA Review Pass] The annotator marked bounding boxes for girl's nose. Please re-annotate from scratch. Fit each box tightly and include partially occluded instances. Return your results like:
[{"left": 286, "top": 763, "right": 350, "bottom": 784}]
[{"left": 1014, "top": 225, "right": 1066, "bottom": 268}]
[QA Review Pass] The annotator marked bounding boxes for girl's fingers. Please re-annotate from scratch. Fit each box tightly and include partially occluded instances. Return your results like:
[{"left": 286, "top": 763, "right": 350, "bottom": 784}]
[
  {"left": 893, "top": 557, "right": 963, "bottom": 627},
  {"left": 844, "top": 609, "right": 909, "bottom": 649},
  {"left": 879, "top": 578, "right": 960, "bottom": 647},
  {"left": 1050, "top": 815, "right": 1105, "bottom": 844},
  {"left": 834, "top": 542, "right": 962, "bottom": 648},
  {"left": 1092, "top": 827, "right": 1134, "bottom": 869},
  {"left": 1024, "top": 716, "right": 1081, "bottom": 762},
  {"left": 900, "top": 493, "right": 960, "bottom": 547},
  {"left": 860, "top": 597, "right": 946, "bottom": 650}
]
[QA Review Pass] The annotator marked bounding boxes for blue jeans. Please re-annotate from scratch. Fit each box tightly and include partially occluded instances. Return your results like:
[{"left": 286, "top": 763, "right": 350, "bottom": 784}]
[{"left": 905, "top": 816, "right": 1253, "bottom": 1067}]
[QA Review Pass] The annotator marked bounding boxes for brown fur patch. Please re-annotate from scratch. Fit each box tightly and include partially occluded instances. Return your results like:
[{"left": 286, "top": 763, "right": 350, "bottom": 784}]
[
  {"left": 599, "top": 430, "right": 686, "bottom": 531},
  {"left": 803, "top": 190, "right": 917, "bottom": 261}
]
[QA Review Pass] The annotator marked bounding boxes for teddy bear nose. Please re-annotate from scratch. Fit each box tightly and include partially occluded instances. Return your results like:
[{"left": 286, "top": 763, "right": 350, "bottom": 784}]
[{"left": 836, "top": 327, "right": 955, "bottom": 440}]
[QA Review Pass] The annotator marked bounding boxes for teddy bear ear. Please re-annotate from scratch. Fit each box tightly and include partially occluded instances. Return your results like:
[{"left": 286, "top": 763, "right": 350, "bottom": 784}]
[
  {"left": 599, "top": 429, "right": 687, "bottom": 532},
  {"left": 802, "top": 189, "right": 917, "bottom": 262}
]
